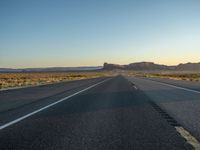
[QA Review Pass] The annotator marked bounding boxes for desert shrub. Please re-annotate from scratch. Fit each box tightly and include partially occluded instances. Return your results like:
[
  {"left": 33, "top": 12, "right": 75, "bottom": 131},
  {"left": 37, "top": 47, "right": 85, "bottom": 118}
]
[{"left": 0, "top": 72, "right": 113, "bottom": 89}]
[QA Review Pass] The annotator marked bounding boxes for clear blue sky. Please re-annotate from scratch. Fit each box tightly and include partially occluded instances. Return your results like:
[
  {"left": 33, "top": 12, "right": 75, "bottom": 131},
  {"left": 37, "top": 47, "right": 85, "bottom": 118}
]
[{"left": 1, "top": 0, "right": 200, "bottom": 68}]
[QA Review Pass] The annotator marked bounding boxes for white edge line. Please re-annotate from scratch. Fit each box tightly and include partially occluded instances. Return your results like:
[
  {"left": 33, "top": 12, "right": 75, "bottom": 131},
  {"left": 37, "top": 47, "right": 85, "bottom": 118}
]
[
  {"left": 0, "top": 78, "right": 111, "bottom": 130},
  {"left": 138, "top": 77, "right": 200, "bottom": 94}
]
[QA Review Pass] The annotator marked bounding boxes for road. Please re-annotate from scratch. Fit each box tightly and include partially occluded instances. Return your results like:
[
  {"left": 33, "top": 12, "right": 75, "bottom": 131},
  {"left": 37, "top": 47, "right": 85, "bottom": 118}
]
[
  {"left": 0, "top": 77, "right": 107, "bottom": 126},
  {"left": 0, "top": 76, "right": 196, "bottom": 149},
  {"left": 126, "top": 76, "right": 200, "bottom": 142}
]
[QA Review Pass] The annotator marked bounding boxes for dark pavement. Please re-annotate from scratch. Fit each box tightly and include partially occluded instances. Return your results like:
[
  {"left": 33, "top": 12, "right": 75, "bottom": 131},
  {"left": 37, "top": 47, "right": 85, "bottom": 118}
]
[
  {"left": 0, "top": 77, "right": 107, "bottom": 126},
  {"left": 127, "top": 76, "right": 200, "bottom": 142},
  {"left": 0, "top": 76, "right": 193, "bottom": 150}
]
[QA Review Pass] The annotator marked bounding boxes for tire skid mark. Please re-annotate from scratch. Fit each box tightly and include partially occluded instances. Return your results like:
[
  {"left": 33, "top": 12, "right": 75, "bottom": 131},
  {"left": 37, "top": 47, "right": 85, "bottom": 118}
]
[{"left": 148, "top": 100, "right": 199, "bottom": 150}]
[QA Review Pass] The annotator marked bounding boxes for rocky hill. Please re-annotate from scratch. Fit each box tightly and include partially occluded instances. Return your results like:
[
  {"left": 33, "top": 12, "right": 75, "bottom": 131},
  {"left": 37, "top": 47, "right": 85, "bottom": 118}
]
[
  {"left": 103, "top": 62, "right": 200, "bottom": 71},
  {"left": 176, "top": 62, "right": 200, "bottom": 71},
  {"left": 1, "top": 62, "right": 200, "bottom": 72}
]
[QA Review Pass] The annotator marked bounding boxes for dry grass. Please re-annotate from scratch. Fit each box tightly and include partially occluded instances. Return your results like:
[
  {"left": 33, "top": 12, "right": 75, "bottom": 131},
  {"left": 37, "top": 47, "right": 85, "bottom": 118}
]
[
  {"left": 0, "top": 72, "right": 113, "bottom": 90},
  {"left": 2, "top": 71, "right": 198, "bottom": 90},
  {"left": 128, "top": 72, "right": 200, "bottom": 82}
]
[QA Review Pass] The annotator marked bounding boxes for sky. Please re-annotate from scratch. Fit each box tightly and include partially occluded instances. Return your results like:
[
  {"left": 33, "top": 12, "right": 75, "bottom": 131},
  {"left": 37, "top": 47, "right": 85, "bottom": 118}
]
[{"left": 0, "top": 0, "right": 200, "bottom": 68}]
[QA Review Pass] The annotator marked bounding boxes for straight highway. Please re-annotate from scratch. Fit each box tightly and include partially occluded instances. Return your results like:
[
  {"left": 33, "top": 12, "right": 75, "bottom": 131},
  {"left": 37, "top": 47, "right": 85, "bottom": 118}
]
[{"left": 0, "top": 76, "right": 197, "bottom": 149}]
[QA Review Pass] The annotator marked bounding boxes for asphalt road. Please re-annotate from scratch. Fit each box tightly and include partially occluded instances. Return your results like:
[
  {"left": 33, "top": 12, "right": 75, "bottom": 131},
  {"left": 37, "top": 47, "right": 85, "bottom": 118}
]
[
  {"left": 0, "top": 76, "right": 194, "bottom": 150},
  {"left": 0, "top": 77, "right": 107, "bottom": 126},
  {"left": 126, "top": 76, "right": 200, "bottom": 142}
]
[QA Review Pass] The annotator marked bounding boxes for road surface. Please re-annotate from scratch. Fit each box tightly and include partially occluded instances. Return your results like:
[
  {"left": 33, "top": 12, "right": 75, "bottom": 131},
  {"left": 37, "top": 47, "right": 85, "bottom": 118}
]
[
  {"left": 0, "top": 76, "right": 196, "bottom": 149},
  {"left": 126, "top": 76, "right": 200, "bottom": 142}
]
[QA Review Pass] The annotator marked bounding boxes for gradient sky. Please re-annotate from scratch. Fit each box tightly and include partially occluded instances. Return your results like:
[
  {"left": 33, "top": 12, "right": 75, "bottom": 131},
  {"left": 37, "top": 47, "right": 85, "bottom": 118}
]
[{"left": 1, "top": 0, "right": 200, "bottom": 68}]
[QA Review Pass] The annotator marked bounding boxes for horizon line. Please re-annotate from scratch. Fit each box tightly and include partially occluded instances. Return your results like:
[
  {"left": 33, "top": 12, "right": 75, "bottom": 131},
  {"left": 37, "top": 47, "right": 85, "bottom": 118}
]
[{"left": 1, "top": 61, "right": 200, "bottom": 69}]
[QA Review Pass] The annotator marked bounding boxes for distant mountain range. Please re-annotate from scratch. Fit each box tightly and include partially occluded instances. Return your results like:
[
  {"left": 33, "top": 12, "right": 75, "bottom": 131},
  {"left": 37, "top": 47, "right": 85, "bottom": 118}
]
[
  {"left": 103, "top": 62, "right": 200, "bottom": 71},
  {"left": 0, "top": 66, "right": 102, "bottom": 73},
  {"left": 1, "top": 62, "right": 200, "bottom": 72}
]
